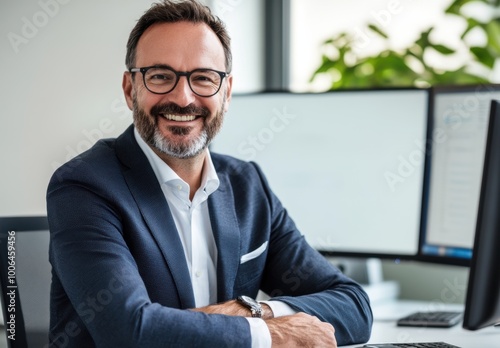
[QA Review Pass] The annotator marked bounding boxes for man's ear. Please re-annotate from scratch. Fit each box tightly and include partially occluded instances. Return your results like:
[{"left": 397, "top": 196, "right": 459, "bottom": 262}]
[
  {"left": 122, "top": 72, "right": 134, "bottom": 110},
  {"left": 223, "top": 74, "right": 233, "bottom": 114}
]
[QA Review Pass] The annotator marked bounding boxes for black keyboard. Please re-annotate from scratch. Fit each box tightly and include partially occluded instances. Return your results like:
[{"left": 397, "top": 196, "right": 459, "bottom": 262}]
[
  {"left": 360, "top": 342, "right": 460, "bottom": 348},
  {"left": 396, "top": 311, "right": 463, "bottom": 328}
]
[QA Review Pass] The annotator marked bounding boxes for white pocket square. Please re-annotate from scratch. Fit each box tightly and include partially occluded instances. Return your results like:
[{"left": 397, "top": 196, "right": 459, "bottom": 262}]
[{"left": 240, "top": 241, "right": 268, "bottom": 264}]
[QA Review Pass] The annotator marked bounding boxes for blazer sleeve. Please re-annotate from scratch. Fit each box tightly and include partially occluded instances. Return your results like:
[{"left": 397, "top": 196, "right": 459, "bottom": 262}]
[
  {"left": 47, "top": 158, "right": 252, "bottom": 348},
  {"left": 249, "top": 162, "right": 374, "bottom": 345}
]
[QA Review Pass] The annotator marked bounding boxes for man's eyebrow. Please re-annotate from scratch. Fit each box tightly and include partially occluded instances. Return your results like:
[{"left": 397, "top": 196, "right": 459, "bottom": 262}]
[
  {"left": 146, "top": 64, "right": 223, "bottom": 72},
  {"left": 148, "top": 63, "right": 175, "bottom": 69}
]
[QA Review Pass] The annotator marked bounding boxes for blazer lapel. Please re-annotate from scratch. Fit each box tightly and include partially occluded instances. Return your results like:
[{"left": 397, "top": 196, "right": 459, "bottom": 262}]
[
  {"left": 208, "top": 173, "right": 241, "bottom": 302},
  {"left": 115, "top": 126, "right": 196, "bottom": 308}
]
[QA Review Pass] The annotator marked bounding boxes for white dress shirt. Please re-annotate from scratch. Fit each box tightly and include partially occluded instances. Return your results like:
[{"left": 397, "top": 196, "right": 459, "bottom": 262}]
[{"left": 135, "top": 129, "right": 292, "bottom": 347}]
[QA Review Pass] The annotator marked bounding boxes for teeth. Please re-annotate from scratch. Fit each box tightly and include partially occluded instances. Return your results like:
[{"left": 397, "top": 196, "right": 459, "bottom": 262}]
[{"left": 164, "top": 114, "right": 196, "bottom": 122}]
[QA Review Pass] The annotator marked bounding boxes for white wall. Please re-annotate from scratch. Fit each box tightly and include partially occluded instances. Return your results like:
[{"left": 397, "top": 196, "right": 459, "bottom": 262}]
[
  {"left": 208, "top": 0, "right": 265, "bottom": 93},
  {"left": 0, "top": 0, "right": 265, "bottom": 216}
]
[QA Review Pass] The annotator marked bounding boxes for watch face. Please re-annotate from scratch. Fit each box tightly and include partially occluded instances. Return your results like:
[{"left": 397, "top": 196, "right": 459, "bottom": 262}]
[
  {"left": 240, "top": 295, "right": 254, "bottom": 304},
  {"left": 238, "top": 295, "right": 257, "bottom": 307},
  {"left": 238, "top": 296, "right": 262, "bottom": 318}
]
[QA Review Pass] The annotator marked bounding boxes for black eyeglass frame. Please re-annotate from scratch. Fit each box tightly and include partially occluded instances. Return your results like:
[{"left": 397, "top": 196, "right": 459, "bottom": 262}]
[{"left": 129, "top": 65, "right": 229, "bottom": 97}]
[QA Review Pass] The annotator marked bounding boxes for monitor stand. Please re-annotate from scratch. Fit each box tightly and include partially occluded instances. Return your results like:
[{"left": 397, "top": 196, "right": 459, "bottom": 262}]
[{"left": 328, "top": 257, "right": 400, "bottom": 303}]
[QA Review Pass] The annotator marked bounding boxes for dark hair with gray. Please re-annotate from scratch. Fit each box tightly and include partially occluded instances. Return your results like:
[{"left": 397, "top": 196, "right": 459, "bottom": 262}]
[{"left": 125, "top": 0, "right": 232, "bottom": 72}]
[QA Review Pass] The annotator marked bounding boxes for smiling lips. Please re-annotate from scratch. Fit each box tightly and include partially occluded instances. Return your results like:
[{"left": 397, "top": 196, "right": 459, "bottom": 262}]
[{"left": 161, "top": 114, "right": 197, "bottom": 122}]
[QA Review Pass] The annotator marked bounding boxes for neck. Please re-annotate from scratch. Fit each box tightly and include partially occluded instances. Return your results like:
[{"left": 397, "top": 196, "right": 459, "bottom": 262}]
[{"left": 154, "top": 148, "right": 206, "bottom": 201}]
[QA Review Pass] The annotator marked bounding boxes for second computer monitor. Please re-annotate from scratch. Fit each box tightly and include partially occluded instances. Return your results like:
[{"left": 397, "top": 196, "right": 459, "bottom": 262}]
[{"left": 418, "top": 84, "right": 500, "bottom": 266}]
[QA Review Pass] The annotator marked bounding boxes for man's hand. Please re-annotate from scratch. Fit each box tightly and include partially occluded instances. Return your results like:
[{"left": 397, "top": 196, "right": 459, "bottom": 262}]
[
  {"left": 266, "top": 312, "right": 337, "bottom": 348},
  {"left": 191, "top": 301, "right": 337, "bottom": 347}
]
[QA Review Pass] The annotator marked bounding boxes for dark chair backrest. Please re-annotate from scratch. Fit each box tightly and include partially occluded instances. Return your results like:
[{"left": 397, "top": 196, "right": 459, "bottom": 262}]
[{"left": 0, "top": 216, "right": 51, "bottom": 348}]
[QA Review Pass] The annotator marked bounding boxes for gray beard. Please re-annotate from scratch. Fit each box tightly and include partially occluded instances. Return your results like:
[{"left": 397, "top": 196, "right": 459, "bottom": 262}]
[
  {"left": 152, "top": 124, "right": 208, "bottom": 159},
  {"left": 132, "top": 96, "right": 226, "bottom": 159}
]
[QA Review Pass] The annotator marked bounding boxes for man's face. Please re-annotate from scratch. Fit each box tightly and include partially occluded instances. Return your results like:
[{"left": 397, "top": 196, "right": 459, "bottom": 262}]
[{"left": 123, "top": 21, "right": 232, "bottom": 159}]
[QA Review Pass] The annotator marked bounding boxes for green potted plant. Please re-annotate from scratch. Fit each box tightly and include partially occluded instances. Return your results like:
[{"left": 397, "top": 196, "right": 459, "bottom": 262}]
[{"left": 310, "top": 0, "right": 500, "bottom": 89}]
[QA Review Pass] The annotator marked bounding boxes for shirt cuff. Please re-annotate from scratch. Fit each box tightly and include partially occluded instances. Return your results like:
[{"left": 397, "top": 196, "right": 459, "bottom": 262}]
[
  {"left": 246, "top": 317, "right": 271, "bottom": 348},
  {"left": 262, "top": 300, "right": 297, "bottom": 317}
]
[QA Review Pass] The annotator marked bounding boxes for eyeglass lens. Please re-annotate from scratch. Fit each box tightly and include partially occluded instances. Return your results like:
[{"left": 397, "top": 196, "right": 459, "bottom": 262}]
[{"left": 144, "top": 67, "right": 223, "bottom": 96}]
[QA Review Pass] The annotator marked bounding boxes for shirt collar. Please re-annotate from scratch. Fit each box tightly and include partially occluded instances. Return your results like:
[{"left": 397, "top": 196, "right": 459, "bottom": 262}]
[{"left": 133, "top": 127, "right": 219, "bottom": 196}]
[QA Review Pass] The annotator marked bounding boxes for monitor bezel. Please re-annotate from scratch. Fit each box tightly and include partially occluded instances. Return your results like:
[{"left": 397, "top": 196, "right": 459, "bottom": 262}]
[
  {"left": 416, "top": 84, "right": 500, "bottom": 267},
  {"left": 462, "top": 99, "right": 500, "bottom": 330}
]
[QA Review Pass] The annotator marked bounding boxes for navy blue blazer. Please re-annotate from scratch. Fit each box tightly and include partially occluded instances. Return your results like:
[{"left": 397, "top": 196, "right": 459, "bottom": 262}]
[{"left": 47, "top": 125, "right": 372, "bottom": 347}]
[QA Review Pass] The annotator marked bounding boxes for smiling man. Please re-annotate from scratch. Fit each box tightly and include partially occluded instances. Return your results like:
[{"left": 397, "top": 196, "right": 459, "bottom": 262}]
[{"left": 46, "top": 1, "right": 372, "bottom": 347}]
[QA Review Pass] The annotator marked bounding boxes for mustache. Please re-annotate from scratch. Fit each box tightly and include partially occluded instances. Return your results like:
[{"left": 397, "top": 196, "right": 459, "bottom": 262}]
[{"left": 150, "top": 103, "right": 210, "bottom": 118}]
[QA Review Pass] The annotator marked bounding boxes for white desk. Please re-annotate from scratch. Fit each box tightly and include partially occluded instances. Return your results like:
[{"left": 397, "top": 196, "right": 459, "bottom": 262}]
[
  {"left": 344, "top": 300, "right": 500, "bottom": 348},
  {"left": 1, "top": 300, "right": 497, "bottom": 348}
]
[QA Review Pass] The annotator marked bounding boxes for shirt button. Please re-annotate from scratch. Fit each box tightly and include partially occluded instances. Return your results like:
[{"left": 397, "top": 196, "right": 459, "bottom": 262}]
[
  {"left": 177, "top": 185, "right": 182, "bottom": 191},
  {"left": 195, "top": 271, "right": 202, "bottom": 278}
]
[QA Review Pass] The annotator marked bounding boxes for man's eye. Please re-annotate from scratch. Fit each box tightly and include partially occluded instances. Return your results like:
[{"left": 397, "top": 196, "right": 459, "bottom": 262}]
[
  {"left": 192, "top": 74, "right": 217, "bottom": 84},
  {"left": 151, "top": 74, "right": 169, "bottom": 80},
  {"left": 147, "top": 73, "right": 175, "bottom": 85},
  {"left": 193, "top": 75, "right": 210, "bottom": 81}
]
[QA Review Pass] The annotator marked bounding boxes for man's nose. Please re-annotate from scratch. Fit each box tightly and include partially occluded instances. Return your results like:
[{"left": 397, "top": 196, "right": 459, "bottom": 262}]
[{"left": 166, "top": 76, "right": 196, "bottom": 107}]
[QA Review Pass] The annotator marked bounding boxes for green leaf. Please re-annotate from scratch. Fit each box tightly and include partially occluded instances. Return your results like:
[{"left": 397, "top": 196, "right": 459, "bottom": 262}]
[
  {"left": 431, "top": 44, "right": 456, "bottom": 55},
  {"left": 444, "top": 0, "right": 477, "bottom": 16},
  {"left": 415, "top": 28, "right": 433, "bottom": 49},
  {"left": 470, "top": 46, "right": 496, "bottom": 68},
  {"left": 407, "top": 45, "right": 424, "bottom": 61},
  {"left": 310, "top": 55, "right": 336, "bottom": 81},
  {"left": 461, "top": 18, "right": 484, "bottom": 40},
  {"left": 368, "top": 24, "right": 388, "bottom": 38},
  {"left": 435, "top": 68, "right": 489, "bottom": 85},
  {"left": 486, "top": 20, "right": 500, "bottom": 54}
]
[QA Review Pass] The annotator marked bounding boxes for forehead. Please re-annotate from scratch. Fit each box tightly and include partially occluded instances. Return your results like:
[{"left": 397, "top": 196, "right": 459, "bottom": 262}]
[{"left": 135, "top": 21, "right": 226, "bottom": 71}]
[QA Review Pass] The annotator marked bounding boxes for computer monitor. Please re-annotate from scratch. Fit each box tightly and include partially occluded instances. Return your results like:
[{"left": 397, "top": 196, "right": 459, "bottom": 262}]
[
  {"left": 462, "top": 100, "right": 500, "bottom": 330},
  {"left": 0, "top": 216, "right": 51, "bottom": 348},
  {"left": 418, "top": 84, "right": 500, "bottom": 266},
  {"left": 212, "top": 88, "right": 428, "bottom": 261}
]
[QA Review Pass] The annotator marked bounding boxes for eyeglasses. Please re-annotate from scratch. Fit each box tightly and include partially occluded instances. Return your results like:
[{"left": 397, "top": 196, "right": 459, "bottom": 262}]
[{"left": 129, "top": 65, "right": 228, "bottom": 97}]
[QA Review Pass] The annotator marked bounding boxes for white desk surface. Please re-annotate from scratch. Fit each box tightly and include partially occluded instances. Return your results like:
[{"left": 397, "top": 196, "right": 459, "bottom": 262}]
[
  {"left": 344, "top": 300, "right": 500, "bottom": 348},
  {"left": 0, "top": 300, "right": 497, "bottom": 347}
]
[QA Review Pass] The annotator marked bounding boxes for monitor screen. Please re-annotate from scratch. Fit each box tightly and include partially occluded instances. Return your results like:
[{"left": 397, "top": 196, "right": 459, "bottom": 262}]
[
  {"left": 212, "top": 88, "right": 428, "bottom": 259},
  {"left": 418, "top": 84, "right": 500, "bottom": 266},
  {"left": 463, "top": 99, "right": 500, "bottom": 330}
]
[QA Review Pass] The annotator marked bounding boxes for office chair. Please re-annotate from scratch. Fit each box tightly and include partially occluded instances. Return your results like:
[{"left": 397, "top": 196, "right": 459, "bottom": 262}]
[{"left": 0, "top": 216, "right": 51, "bottom": 348}]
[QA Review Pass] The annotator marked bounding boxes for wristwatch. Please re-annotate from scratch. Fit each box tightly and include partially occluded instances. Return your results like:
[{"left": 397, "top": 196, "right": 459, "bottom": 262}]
[{"left": 237, "top": 295, "right": 263, "bottom": 318}]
